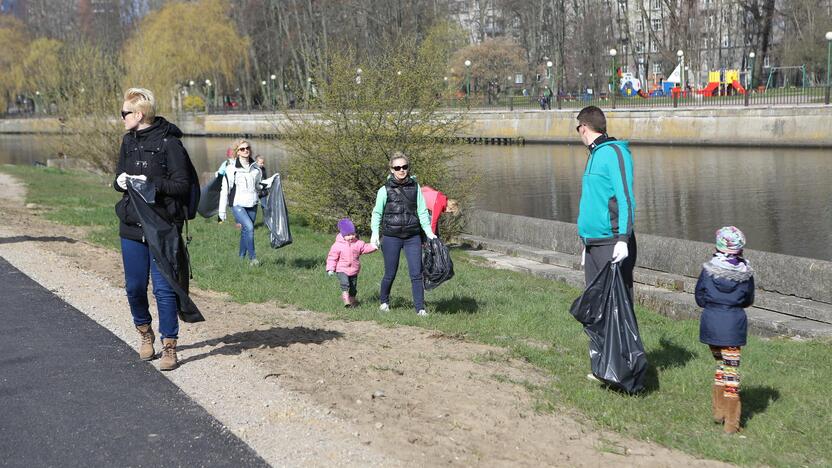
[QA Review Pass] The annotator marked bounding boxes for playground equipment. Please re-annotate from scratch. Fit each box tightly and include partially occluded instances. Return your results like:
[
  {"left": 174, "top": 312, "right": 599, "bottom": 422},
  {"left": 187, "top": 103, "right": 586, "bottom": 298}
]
[
  {"left": 698, "top": 69, "right": 746, "bottom": 96},
  {"left": 618, "top": 72, "right": 648, "bottom": 97},
  {"left": 765, "top": 65, "right": 807, "bottom": 89}
]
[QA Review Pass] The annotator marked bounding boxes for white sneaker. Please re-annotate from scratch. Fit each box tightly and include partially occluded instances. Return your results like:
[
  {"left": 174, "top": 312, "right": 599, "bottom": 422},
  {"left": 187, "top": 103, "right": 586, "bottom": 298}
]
[
  {"left": 249, "top": 259, "right": 260, "bottom": 267},
  {"left": 379, "top": 303, "right": 389, "bottom": 312},
  {"left": 586, "top": 373, "right": 600, "bottom": 382},
  {"left": 417, "top": 309, "right": 428, "bottom": 316}
]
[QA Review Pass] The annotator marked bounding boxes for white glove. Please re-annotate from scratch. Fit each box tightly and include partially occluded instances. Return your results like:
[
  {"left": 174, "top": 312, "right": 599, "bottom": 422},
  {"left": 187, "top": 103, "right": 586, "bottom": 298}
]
[
  {"left": 426, "top": 230, "right": 437, "bottom": 240},
  {"left": 116, "top": 172, "right": 128, "bottom": 190},
  {"left": 370, "top": 232, "right": 380, "bottom": 248},
  {"left": 581, "top": 248, "right": 585, "bottom": 267},
  {"left": 129, "top": 174, "right": 147, "bottom": 182},
  {"left": 611, "top": 241, "right": 629, "bottom": 264}
]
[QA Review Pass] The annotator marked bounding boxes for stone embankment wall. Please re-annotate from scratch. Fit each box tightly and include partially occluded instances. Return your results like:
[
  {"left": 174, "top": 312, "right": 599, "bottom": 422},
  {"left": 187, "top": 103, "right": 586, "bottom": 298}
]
[
  {"left": 3, "top": 105, "right": 832, "bottom": 147},
  {"left": 465, "top": 209, "right": 832, "bottom": 305}
]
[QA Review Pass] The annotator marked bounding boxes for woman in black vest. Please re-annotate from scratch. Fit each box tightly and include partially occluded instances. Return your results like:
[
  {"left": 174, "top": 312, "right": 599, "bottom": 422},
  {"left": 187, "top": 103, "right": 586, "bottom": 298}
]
[{"left": 370, "top": 152, "right": 436, "bottom": 316}]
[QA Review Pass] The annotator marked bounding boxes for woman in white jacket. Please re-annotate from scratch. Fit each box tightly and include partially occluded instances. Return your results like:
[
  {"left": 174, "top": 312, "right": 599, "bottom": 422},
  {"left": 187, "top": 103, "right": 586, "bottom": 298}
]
[{"left": 219, "top": 139, "right": 263, "bottom": 265}]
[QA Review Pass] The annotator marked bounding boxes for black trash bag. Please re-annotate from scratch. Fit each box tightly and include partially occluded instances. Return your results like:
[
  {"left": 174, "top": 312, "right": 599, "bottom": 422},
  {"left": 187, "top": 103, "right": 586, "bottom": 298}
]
[
  {"left": 262, "top": 173, "right": 292, "bottom": 249},
  {"left": 422, "top": 237, "right": 454, "bottom": 290},
  {"left": 197, "top": 174, "right": 223, "bottom": 218},
  {"left": 126, "top": 179, "right": 205, "bottom": 323},
  {"left": 569, "top": 262, "right": 647, "bottom": 394}
]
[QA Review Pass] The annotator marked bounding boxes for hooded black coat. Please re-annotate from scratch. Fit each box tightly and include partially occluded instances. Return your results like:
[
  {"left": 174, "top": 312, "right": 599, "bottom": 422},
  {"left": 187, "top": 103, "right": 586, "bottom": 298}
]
[{"left": 114, "top": 117, "right": 191, "bottom": 242}]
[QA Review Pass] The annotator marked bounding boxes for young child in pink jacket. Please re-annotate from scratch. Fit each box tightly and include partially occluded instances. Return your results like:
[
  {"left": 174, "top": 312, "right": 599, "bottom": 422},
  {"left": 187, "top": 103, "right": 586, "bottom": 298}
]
[{"left": 326, "top": 218, "right": 378, "bottom": 307}]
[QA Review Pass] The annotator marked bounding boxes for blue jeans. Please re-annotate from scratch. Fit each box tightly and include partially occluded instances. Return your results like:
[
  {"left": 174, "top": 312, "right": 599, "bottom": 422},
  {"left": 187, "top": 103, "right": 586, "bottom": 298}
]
[
  {"left": 380, "top": 235, "right": 424, "bottom": 311},
  {"left": 232, "top": 205, "right": 257, "bottom": 260},
  {"left": 120, "top": 237, "right": 179, "bottom": 339}
]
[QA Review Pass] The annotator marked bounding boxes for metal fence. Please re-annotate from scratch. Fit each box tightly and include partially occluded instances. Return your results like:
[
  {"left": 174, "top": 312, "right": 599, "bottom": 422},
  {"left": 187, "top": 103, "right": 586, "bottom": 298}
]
[
  {"left": 441, "top": 86, "right": 832, "bottom": 111},
  {"left": 3, "top": 86, "right": 829, "bottom": 120}
]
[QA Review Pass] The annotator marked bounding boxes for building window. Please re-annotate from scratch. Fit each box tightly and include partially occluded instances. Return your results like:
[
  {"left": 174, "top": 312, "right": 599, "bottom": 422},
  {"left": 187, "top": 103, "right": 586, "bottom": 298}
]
[
  {"left": 636, "top": 21, "right": 643, "bottom": 33},
  {"left": 722, "top": 36, "right": 730, "bottom": 48},
  {"left": 653, "top": 63, "right": 663, "bottom": 74},
  {"left": 763, "top": 55, "right": 770, "bottom": 68},
  {"left": 651, "top": 18, "right": 662, "bottom": 31},
  {"left": 635, "top": 41, "right": 644, "bottom": 53},
  {"left": 650, "top": 41, "right": 658, "bottom": 52}
]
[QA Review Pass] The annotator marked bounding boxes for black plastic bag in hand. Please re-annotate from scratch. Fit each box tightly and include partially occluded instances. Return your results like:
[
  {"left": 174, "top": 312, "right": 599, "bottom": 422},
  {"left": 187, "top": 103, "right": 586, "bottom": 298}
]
[
  {"left": 422, "top": 238, "right": 454, "bottom": 290},
  {"left": 570, "top": 262, "right": 647, "bottom": 394},
  {"left": 262, "top": 173, "right": 292, "bottom": 249}
]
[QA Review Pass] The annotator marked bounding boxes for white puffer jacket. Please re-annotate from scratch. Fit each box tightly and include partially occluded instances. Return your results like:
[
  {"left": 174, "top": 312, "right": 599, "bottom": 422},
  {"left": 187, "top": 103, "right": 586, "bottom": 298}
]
[{"left": 219, "top": 158, "right": 263, "bottom": 218}]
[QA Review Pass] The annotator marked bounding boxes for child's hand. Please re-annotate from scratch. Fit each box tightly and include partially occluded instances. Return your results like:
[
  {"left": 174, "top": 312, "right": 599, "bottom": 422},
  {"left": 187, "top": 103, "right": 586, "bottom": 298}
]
[{"left": 327, "top": 270, "right": 334, "bottom": 277}]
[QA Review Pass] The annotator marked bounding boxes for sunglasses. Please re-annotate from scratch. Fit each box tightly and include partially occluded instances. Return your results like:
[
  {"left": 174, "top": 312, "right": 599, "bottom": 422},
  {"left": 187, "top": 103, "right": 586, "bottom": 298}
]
[
  {"left": 238, "top": 146, "right": 251, "bottom": 152},
  {"left": 121, "top": 110, "right": 133, "bottom": 119},
  {"left": 390, "top": 164, "right": 409, "bottom": 171}
]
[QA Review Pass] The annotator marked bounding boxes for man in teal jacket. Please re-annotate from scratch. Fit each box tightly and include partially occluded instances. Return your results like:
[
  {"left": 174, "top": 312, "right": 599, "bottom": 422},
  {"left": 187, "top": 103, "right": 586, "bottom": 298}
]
[{"left": 575, "top": 106, "right": 637, "bottom": 298}]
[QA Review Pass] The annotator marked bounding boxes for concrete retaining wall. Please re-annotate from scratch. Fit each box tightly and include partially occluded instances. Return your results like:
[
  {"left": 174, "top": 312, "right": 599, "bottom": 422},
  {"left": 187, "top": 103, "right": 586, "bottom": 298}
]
[
  {"left": 465, "top": 209, "right": 832, "bottom": 304},
  {"left": 4, "top": 105, "right": 832, "bottom": 147}
]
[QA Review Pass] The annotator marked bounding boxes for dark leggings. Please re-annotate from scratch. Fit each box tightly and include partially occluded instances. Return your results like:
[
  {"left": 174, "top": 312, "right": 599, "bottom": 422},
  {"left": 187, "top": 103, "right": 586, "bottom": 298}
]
[{"left": 379, "top": 235, "right": 424, "bottom": 311}]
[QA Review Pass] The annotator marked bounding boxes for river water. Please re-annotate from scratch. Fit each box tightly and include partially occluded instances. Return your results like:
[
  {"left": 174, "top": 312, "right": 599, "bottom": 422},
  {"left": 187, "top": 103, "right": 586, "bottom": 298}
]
[{"left": 2, "top": 133, "right": 830, "bottom": 261}]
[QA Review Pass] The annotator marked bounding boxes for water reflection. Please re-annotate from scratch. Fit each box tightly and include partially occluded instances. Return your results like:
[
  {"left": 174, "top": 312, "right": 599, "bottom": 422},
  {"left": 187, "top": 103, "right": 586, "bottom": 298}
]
[
  {"left": 1, "top": 134, "right": 830, "bottom": 260},
  {"left": 474, "top": 144, "right": 832, "bottom": 260}
]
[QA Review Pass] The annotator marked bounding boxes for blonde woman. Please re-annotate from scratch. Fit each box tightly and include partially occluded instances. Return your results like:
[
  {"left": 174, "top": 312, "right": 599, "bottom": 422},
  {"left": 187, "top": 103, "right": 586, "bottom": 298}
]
[
  {"left": 114, "top": 88, "right": 193, "bottom": 371},
  {"left": 219, "top": 139, "right": 263, "bottom": 265},
  {"left": 370, "top": 152, "right": 436, "bottom": 316}
]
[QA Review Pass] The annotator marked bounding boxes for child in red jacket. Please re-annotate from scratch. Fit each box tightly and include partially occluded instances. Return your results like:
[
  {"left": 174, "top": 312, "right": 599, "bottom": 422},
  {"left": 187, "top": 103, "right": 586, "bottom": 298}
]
[{"left": 326, "top": 218, "right": 378, "bottom": 307}]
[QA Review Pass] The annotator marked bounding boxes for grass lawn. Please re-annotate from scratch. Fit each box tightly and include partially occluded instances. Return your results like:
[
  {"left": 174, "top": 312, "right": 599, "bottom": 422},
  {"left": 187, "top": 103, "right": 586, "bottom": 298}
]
[{"left": 4, "top": 164, "right": 830, "bottom": 467}]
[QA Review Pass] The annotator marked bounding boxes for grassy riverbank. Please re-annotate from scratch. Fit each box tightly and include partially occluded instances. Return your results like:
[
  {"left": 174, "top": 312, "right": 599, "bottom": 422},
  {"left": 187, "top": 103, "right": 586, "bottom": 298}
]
[{"left": 4, "top": 164, "right": 830, "bottom": 467}]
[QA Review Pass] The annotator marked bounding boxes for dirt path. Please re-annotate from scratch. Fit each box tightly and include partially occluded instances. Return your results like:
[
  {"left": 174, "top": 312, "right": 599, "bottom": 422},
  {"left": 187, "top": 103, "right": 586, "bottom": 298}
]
[{"left": 0, "top": 171, "right": 730, "bottom": 467}]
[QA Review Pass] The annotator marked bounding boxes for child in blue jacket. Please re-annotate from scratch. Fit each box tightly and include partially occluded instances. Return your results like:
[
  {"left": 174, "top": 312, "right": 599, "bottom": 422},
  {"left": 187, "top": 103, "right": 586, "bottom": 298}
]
[{"left": 695, "top": 226, "right": 755, "bottom": 434}]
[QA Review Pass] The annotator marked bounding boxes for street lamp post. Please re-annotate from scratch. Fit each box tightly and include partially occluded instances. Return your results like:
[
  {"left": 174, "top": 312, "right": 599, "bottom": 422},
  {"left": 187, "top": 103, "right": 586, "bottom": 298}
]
[
  {"left": 746, "top": 51, "right": 755, "bottom": 106},
  {"left": 205, "top": 79, "right": 212, "bottom": 112},
  {"left": 260, "top": 80, "right": 267, "bottom": 109},
  {"left": 825, "top": 31, "right": 832, "bottom": 105},
  {"left": 507, "top": 75, "right": 513, "bottom": 111},
  {"left": 464, "top": 59, "right": 471, "bottom": 108},
  {"left": 676, "top": 50, "right": 684, "bottom": 91},
  {"left": 306, "top": 77, "right": 312, "bottom": 109},
  {"left": 609, "top": 48, "right": 617, "bottom": 109},
  {"left": 270, "top": 74, "right": 276, "bottom": 110}
]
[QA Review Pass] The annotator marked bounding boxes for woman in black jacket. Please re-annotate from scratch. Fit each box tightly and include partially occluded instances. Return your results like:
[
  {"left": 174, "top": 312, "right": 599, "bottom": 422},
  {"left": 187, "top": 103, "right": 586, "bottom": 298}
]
[
  {"left": 370, "top": 152, "right": 436, "bottom": 316},
  {"left": 114, "top": 87, "right": 191, "bottom": 371}
]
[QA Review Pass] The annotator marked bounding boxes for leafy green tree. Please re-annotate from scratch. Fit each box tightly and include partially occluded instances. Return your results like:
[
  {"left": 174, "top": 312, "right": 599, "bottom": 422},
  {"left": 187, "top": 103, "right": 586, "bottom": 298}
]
[
  {"left": 12, "top": 38, "right": 63, "bottom": 104},
  {"left": 121, "top": 0, "right": 249, "bottom": 112},
  {"left": 451, "top": 37, "right": 528, "bottom": 93},
  {"left": 52, "top": 42, "right": 125, "bottom": 172},
  {"left": 0, "top": 16, "right": 30, "bottom": 112},
  {"left": 279, "top": 36, "right": 473, "bottom": 235}
]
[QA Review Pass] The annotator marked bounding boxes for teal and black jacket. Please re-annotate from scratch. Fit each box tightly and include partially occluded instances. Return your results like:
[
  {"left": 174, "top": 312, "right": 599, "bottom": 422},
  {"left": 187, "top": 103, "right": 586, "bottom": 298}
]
[{"left": 577, "top": 138, "right": 635, "bottom": 246}]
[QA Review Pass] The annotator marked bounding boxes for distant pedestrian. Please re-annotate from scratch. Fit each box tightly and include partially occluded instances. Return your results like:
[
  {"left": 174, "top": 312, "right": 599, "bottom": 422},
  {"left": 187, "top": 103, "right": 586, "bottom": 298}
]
[
  {"left": 370, "top": 152, "right": 437, "bottom": 316},
  {"left": 114, "top": 87, "right": 202, "bottom": 371},
  {"left": 696, "top": 226, "right": 755, "bottom": 434},
  {"left": 326, "top": 218, "right": 378, "bottom": 307},
  {"left": 219, "top": 138, "right": 263, "bottom": 266}
]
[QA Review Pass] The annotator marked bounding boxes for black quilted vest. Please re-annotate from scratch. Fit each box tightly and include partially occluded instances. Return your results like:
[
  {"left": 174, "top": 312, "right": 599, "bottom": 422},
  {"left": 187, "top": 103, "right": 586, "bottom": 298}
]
[{"left": 382, "top": 177, "right": 421, "bottom": 238}]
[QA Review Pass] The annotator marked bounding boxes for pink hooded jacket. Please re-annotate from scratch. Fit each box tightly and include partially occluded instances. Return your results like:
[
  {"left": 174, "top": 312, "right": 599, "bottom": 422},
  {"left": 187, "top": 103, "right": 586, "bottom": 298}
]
[{"left": 326, "top": 234, "right": 378, "bottom": 276}]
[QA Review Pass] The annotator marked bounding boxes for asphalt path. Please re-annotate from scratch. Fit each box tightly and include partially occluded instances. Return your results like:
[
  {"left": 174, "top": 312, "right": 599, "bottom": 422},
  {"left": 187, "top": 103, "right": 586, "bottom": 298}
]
[{"left": 0, "top": 256, "right": 267, "bottom": 467}]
